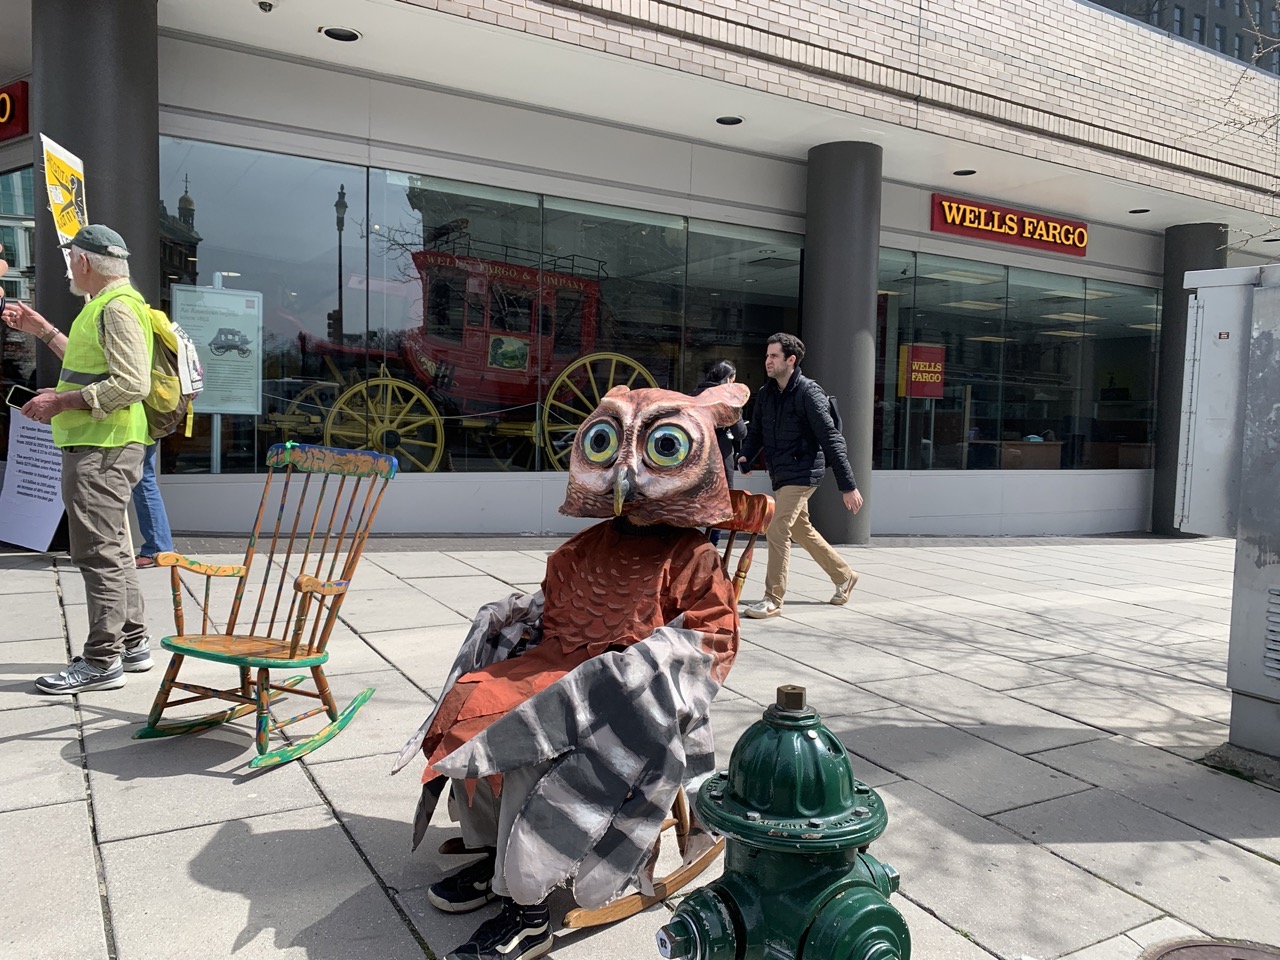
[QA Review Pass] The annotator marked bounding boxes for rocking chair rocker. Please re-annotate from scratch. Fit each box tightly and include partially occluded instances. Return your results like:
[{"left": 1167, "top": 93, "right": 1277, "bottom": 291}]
[{"left": 133, "top": 442, "right": 397, "bottom": 768}]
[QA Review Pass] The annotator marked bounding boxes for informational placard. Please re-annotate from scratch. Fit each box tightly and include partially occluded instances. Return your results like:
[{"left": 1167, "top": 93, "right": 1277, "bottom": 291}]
[
  {"left": 39, "top": 134, "right": 88, "bottom": 272},
  {"left": 171, "top": 284, "right": 263, "bottom": 416},
  {"left": 0, "top": 411, "right": 65, "bottom": 551},
  {"left": 897, "top": 344, "right": 946, "bottom": 399}
]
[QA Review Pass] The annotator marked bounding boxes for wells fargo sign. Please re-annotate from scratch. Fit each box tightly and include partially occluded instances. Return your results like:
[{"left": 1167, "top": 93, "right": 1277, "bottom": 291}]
[
  {"left": 0, "top": 81, "right": 29, "bottom": 143},
  {"left": 897, "top": 344, "right": 945, "bottom": 399},
  {"left": 930, "top": 193, "right": 1087, "bottom": 257}
]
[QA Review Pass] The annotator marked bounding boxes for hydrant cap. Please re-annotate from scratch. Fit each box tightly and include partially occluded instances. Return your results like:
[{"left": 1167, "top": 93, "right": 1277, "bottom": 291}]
[{"left": 695, "top": 685, "right": 888, "bottom": 851}]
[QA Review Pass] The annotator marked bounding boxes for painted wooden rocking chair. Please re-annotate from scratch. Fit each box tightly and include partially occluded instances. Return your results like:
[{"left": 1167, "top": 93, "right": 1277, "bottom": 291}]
[
  {"left": 133, "top": 442, "right": 398, "bottom": 769},
  {"left": 556, "top": 488, "right": 775, "bottom": 928}
]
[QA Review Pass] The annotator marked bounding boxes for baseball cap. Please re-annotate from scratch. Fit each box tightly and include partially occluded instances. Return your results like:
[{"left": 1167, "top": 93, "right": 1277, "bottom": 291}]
[{"left": 59, "top": 224, "right": 130, "bottom": 259}]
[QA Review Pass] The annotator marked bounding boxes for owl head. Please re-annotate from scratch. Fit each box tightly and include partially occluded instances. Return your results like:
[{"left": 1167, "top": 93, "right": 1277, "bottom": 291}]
[{"left": 560, "top": 382, "right": 751, "bottom": 527}]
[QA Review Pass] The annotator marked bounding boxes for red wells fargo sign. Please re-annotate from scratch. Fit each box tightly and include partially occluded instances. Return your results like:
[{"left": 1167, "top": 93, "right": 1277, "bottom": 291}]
[{"left": 930, "top": 193, "right": 1087, "bottom": 257}]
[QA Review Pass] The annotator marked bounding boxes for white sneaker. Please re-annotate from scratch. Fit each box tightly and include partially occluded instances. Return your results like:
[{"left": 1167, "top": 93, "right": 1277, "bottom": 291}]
[
  {"left": 830, "top": 572, "right": 859, "bottom": 605},
  {"left": 742, "top": 599, "right": 782, "bottom": 619}
]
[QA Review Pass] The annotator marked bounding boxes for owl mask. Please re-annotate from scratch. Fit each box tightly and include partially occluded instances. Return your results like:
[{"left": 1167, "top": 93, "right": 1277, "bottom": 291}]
[{"left": 559, "top": 382, "right": 751, "bottom": 527}]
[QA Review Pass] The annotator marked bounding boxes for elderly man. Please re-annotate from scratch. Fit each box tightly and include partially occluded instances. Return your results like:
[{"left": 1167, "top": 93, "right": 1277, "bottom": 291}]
[{"left": 1, "top": 224, "right": 154, "bottom": 693}]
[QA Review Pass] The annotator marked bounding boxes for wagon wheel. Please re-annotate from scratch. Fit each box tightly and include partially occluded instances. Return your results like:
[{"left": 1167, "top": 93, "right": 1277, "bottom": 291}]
[
  {"left": 485, "top": 435, "right": 539, "bottom": 472},
  {"left": 277, "top": 382, "right": 339, "bottom": 442},
  {"left": 324, "top": 376, "right": 446, "bottom": 473},
  {"left": 237, "top": 347, "right": 252, "bottom": 358},
  {"left": 541, "top": 353, "right": 657, "bottom": 471}
]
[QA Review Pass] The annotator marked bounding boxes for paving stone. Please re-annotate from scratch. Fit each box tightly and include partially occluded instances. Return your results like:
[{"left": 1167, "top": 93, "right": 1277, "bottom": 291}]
[
  {"left": 0, "top": 802, "right": 107, "bottom": 960},
  {"left": 721, "top": 645, "right": 895, "bottom": 716},
  {"left": 370, "top": 551, "right": 496, "bottom": 579},
  {"left": 895, "top": 896, "right": 1002, "bottom": 959},
  {"left": 995, "top": 788, "right": 1280, "bottom": 945},
  {"left": 290, "top": 668, "right": 435, "bottom": 764},
  {"left": 1032, "top": 654, "right": 1230, "bottom": 723},
  {"left": 362, "top": 624, "right": 461, "bottom": 698},
  {"left": 0, "top": 557, "right": 58, "bottom": 596},
  {"left": 1010, "top": 678, "right": 1230, "bottom": 759},
  {"left": 875, "top": 781, "right": 1158, "bottom": 959},
  {"left": 867, "top": 640, "right": 1068, "bottom": 691},
  {"left": 740, "top": 626, "right": 935, "bottom": 683},
  {"left": 0, "top": 590, "right": 63, "bottom": 642},
  {"left": 100, "top": 806, "right": 424, "bottom": 960},
  {"left": 405, "top": 574, "right": 525, "bottom": 619},
  {"left": 0, "top": 701, "right": 85, "bottom": 813},
  {"left": 859, "top": 673, "right": 1109, "bottom": 755},
  {"left": 339, "top": 586, "right": 470, "bottom": 633},
  {"left": 826, "top": 706, "right": 1089, "bottom": 816},
  {"left": 442, "top": 549, "right": 549, "bottom": 584},
  {"left": 1034, "top": 735, "right": 1280, "bottom": 860},
  {"left": 0, "top": 636, "right": 73, "bottom": 711}
]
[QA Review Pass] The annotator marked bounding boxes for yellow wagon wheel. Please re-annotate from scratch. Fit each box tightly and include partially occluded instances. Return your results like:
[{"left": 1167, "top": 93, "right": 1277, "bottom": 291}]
[
  {"left": 324, "top": 376, "right": 446, "bottom": 473},
  {"left": 541, "top": 352, "right": 656, "bottom": 471}
]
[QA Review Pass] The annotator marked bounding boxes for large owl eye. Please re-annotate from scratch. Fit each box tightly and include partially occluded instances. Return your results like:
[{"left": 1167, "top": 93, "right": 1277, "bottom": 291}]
[
  {"left": 581, "top": 421, "right": 619, "bottom": 463},
  {"left": 645, "top": 424, "right": 691, "bottom": 468}
]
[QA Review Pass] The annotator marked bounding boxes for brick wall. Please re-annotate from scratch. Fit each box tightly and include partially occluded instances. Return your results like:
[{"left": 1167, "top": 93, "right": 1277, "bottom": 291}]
[{"left": 401, "top": 0, "right": 1280, "bottom": 214}]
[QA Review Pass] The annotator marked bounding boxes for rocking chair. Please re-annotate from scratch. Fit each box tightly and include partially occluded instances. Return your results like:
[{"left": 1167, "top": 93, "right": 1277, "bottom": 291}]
[
  {"left": 557, "top": 488, "right": 775, "bottom": 928},
  {"left": 133, "top": 442, "right": 397, "bottom": 769}
]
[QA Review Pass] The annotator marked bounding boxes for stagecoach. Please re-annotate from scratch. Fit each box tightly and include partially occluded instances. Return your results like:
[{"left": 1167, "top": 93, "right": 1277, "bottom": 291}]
[{"left": 264, "top": 238, "right": 659, "bottom": 472}]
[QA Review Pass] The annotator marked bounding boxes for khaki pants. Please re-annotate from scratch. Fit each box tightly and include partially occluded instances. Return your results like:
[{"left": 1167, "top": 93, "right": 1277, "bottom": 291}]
[
  {"left": 763, "top": 485, "right": 854, "bottom": 606},
  {"left": 61, "top": 443, "right": 147, "bottom": 667}
]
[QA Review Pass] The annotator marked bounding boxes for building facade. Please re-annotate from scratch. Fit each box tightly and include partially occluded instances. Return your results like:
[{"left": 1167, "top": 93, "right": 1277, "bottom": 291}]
[{"left": 1, "top": 0, "right": 1276, "bottom": 538}]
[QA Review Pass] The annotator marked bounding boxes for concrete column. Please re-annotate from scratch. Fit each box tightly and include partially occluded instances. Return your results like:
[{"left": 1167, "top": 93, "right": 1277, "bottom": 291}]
[
  {"left": 1152, "top": 223, "right": 1227, "bottom": 534},
  {"left": 800, "top": 142, "right": 882, "bottom": 545},
  {"left": 31, "top": 0, "right": 160, "bottom": 387}
]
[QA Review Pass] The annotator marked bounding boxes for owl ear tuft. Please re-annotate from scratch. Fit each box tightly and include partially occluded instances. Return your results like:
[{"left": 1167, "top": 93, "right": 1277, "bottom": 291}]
[
  {"left": 604, "top": 385, "right": 630, "bottom": 399},
  {"left": 692, "top": 382, "right": 750, "bottom": 428}
]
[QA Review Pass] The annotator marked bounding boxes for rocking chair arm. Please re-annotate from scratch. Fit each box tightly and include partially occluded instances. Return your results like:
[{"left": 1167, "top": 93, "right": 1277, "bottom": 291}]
[
  {"left": 155, "top": 552, "right": 247, "bottom": 579},
  {"left": 293, "top": 574, "right": 350, "bottom": 597}
]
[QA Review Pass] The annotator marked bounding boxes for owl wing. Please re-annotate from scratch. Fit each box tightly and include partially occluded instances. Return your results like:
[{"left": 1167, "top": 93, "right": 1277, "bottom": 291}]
[{"left": 429, "top": 621, "right": 723, "bottom": 909}]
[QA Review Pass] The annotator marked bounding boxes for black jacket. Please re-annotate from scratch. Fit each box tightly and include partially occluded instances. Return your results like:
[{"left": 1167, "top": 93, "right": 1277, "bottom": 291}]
[
  {"left": 739, "top": 370, "right": 857, "bottom": 492},
  {"left": 692, "top": 378, "right": 747, "bottom": 484}
]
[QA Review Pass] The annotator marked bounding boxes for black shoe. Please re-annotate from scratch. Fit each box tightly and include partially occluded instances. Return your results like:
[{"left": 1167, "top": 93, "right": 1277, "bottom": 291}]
[
  {"left": 446, "top": 899, "right": 552, "bottom": 960},
  {"left": 428, "top": 850, "right": 497, "bottom": 914}
]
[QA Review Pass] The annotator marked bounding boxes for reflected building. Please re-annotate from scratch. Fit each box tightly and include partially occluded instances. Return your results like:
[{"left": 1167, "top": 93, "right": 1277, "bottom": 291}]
[{"left": 159, "top": 175, "right": 200, "bottom": 313}]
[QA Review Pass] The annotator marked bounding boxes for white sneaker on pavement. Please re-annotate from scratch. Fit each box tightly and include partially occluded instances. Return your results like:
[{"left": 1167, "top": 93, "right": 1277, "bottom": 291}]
[
  {"left": 830, "top": 572, "right": 859, "bottom": 605},
  {"left": 742, "top": 599, "right": 782, "bottom": 619}
]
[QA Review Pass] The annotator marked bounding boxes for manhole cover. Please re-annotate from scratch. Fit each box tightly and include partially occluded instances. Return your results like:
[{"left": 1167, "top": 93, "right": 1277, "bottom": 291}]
[{"left": 1141, "top": 940, "right": 1280, "bottom": 960}]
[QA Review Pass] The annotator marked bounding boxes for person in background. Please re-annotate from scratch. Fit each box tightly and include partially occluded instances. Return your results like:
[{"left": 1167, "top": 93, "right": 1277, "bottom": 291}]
[
  {"left": 132, "top": 441, "right": 173, "bottom": 568},
  {"left": 693, "top": 360, "right": 746, "bottom": 546}
]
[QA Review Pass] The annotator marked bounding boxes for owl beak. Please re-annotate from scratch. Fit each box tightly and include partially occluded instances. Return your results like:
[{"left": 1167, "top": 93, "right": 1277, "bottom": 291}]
[{"left": 613, "top": 467, "right": 636, "bottom": 516}]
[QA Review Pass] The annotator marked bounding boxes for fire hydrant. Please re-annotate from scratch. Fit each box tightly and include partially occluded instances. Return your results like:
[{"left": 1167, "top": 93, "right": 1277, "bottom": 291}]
[{"left": 656, "top": 685, "right": 910, "bottom": 960}]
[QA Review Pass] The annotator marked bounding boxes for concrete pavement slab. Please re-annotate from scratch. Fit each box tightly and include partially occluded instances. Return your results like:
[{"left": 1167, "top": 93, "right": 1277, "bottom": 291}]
[
  {"left": 442, "top": 549, "right": 549, "bottom": 584},
  {"left": 369, "top": 551, "right": 495, "bottom": 579},
  {"left": 825, "top": 706, "right": 1089, "bottom": 816},
  {"left": 1029, "top": 654, "right": 1230, "bottom": 723},
  {"left": 83, "top": 717, "right": 323, "bottom": 843},
  {"left": 894, "top": 897, "right": 1002, "bottom": 959},
  {"left": 721, "top": 646, "right": 896, "bottom": 715},
  {"left": 864, "top": 641, "right": 1069, "bottom": 691},
  {"left": 405, "top": 574, "right": 524, "bottom": 619},
  {"left": 0, "top": 636, "right": 74, "bottom": 711},
  {"left": 874, "top": 781, "right": 1159, "bottom": 960},
  {"left": 0, "top": 591, "right": 64, "bottom": 643},
  {"left": 1056, "top": 917, "right": 1205, "bottom": 960},
  {"left": 0, "top": 701, "right": 85, "bottom": 813},
  {"left": 1010, "top": 678, "right": 1230, "bottom": 759},
  {"left": 858, "top": 673, "right": 1111, "bottom": 755},
  {"left": 290, "top": 668, "right": 437, "bottom": 764},
  {"left": 1033, "top": 735, "right": 1280, "bottom": 860},
  {"left": 100, "top": 805, "right": 426, "bottom": 960},
  {"left": 339, "top": 586, "right": 470, "bottom": 633},
  {"left": 740, "top": 625, "right": 936, "bottom": 683},
  {"left": 318, "top": 620, "right": 403, "bottom": 676},
  {"left": 0, "top": 801, "right": 108, "bottom": 960},
  {"left": 994, "top": 787, "right": 1280, "bottom": 946},
  {"left": 362, "top": 624, "right": 461, "bottom": 698}
]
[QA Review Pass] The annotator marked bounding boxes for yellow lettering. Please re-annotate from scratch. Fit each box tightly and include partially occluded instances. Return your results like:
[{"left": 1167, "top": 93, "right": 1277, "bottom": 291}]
[
  {"left": 963, "top": 206, "right": 980, "bottom": 228},
  {"left": 940, "top": 201, "right": 965, "bottom": 225},
  {"left": 1046, "top": 222, "right": 1063, "bottom": 244},
  {"left": 1073, "top": 226, "right": 1088, "bottom": 247},
  {"left": 1033, "top": 220, "right": 1050, "bottom": 242},
  {"left": 1023, "top": 217, "right": 1038, "bottom": 238},
  {"left": 978, "top": 208, "right": 993, "bottom": 232},
  {"left": 0, "top": 93, "right": 9, "bottom": 125},
  {"left": 1004, "top": 215, "right": 1019, "bottom": 235}
]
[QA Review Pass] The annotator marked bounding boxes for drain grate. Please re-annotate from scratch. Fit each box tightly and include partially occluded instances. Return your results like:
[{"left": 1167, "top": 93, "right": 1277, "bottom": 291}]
[{"left": 1141, "top": 940, "right": 1280, "bottom": 960}]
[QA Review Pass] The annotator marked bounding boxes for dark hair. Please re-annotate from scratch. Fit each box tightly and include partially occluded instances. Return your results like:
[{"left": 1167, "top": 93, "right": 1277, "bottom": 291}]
[
  {"left": 706, "top": 360, "right": 736, "bottom": 384},
  {"left": 767, "top": 332, "right": 805, "bottom": 365}
]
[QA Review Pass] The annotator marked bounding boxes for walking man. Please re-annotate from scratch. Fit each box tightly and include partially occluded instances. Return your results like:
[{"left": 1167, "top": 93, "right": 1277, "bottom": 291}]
[
  {"left": 738, "top": 332, "right": 863, "bottom": 619},
  {"left": 1, "top": 224, "right": 154, "bottom": 692}
]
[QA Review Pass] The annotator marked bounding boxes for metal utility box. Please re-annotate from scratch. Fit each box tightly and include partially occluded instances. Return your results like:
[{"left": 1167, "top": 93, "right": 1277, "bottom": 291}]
[{"left": 1180, "top": 265, "right": 1280, "bottom": 757}]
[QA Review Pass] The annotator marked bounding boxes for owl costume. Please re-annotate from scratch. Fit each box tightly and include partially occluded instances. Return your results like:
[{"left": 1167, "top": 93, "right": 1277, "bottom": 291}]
[{"left": 393, "top": 382, "right": 749, "bottom": 958}]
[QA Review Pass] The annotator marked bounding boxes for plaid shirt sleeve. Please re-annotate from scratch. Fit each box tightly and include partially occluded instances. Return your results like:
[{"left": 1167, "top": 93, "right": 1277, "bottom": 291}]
[{"left": 81, "top": 285, "right": 151, "bottom": 420}]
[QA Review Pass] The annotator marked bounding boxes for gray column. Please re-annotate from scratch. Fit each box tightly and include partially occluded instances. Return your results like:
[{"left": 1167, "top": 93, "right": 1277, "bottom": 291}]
[
  {"left": 32, "top": 0, "right": 160, "bottom": 387},
  {"left": 1151, "top": 222, "right": 1227, "bottom": 534},
  {"left": 800, "top": 142, "right": 882, "bottom": 546}
]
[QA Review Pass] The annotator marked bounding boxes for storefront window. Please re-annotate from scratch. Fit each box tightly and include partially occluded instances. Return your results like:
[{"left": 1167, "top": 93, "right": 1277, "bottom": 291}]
[
  {"left": 0, "top": 166, "right": 37, "bottom": 466},
  {"left": 874, "top": 250, "right": 1159, "bottom": 470}
]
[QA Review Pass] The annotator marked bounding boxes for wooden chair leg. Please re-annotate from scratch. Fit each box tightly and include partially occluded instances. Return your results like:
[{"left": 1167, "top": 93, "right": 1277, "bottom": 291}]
[
  {"left": 239, "top": 666, "right": 251, "bottom": 698},
  {"left": 312, "top": 665, "right": 339, "bottom": 722},
  {"left": 146, "top": 653, "right": 185, "bottom": 728},
  {"left": 255, "top": 667, "right": 271, "bottom": 755}
]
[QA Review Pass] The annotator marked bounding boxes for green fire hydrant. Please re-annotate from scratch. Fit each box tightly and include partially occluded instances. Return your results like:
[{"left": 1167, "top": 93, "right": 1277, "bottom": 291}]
[{"left": 656, "top": 685, "right": 910, "bottom": 960}]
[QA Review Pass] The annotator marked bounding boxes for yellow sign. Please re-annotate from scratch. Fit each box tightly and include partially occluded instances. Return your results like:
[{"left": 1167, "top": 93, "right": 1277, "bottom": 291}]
[{"left": 39, "top": 134, "right": 88, "bottom": 252}]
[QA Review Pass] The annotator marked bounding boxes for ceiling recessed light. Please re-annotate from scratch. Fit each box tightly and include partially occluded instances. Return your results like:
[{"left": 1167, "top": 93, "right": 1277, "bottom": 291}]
[
  {"left": 1040, "top": 311, "right": 1102, "bottom": 322},
  {"left": 941, "top": 300, "right": 1004, "bottom": 311},
  {"left": 953, "top": 169, "right": 977, "bottom": 176},
  {"left": 1041, "top": 330, "right": 1093, "bottom": 338},
  {"left": 1128, "top": 322, "right": 1160, "bottom": 330},
  {"left": 758, "top": 249, "right": 776, "bottom": 254},
  {"left": 1128, "top": 208, "right": 1150, "bottom": 214},
  {"left": 1042, "top": 288, "right": 1114, "bottom": 300},
  {"left": 710, "top": 292, "right": 720, "bottom": 297},
  {"left": 321, "top": 26, "right": 362, "bottom": 42},
  {"left": 743, "top": 278, "right": 758, "bottom": 283},
  {"left": 187, "top": 257, "right": 197, "bottom": 262},
  {"left": 966, "top": 335, "right": 1015, "bottom": 343},
  {"left": 716, "top": 116, "right": 744, "bottom": 126},
  {"left": 219, "top": 271, "right": 241, "bottom": 277}
]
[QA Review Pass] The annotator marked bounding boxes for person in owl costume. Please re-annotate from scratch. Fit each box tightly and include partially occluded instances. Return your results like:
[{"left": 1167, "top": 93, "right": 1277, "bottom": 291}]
[{"left": 393, "top": 381, "right": 750, "bottom": 960}]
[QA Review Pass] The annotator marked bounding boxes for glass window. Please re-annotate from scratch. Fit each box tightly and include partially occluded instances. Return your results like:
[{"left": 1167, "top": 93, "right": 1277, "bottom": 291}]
[
  {"left": 1216, "top": 23, "right": 1228, "bottom": 49},
  {"left": 1234, "top": 33, "right": 1244, "bottom": 56},
  {"left": 1172, "top": 5, "right": 1184, "bottom": 33},
  {"left": 1192, "top": 14, "right": 1205, "bottom": 41},
  {"left": 873, "top": 250, "right": 1159, "bottom": 471},
  {"left": 1236, "top": 0, "right": 1245, "bottom": 16},
  {"left": 0, "top": 167, "right": 38, "bottom": 465}
]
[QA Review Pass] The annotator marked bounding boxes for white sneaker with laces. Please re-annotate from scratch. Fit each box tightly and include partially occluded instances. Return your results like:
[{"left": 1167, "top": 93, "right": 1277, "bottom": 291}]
[
  {"left": 742, "top": 599, "right": 782, "bottom": 619},
  {"left": 830, "top": 571, "right": 860, "bottom": 605}
]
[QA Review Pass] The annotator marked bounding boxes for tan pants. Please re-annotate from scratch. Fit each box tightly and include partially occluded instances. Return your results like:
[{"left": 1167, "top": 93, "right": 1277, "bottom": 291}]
[
  {"left": 451, "top": 760, "right": 552, "bottom": 901},
  {"left": 763, "top": 485, "right": 854, "bottom": 606},
  {"left": 61, "top": 443, "right": 147, "bottom": 667}
]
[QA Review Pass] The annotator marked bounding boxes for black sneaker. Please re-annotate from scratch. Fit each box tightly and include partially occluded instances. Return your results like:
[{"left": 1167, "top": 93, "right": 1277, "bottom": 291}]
[
  {"left": 122, "top": 636, "right": 153, "bottom": 673},
  {"left": 446, "top": 899, "right": 552, "bottom": 960},
  {"left": 428, "top": 851, "right": 497, "bottom": 914},
  {"left": 35, "top": 657, "right": 126, "bottom": 695}
]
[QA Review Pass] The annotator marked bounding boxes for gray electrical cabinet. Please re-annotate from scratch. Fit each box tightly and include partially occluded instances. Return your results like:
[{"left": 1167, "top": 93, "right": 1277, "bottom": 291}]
[{"left": 1180, "top": 265, "right": 1280, "bottom": 757}]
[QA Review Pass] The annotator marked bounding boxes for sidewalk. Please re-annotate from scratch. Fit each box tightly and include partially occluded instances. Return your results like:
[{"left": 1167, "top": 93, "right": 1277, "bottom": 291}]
[{"left": 2, "top": 533, "right": 1277, "bottom": 960}]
